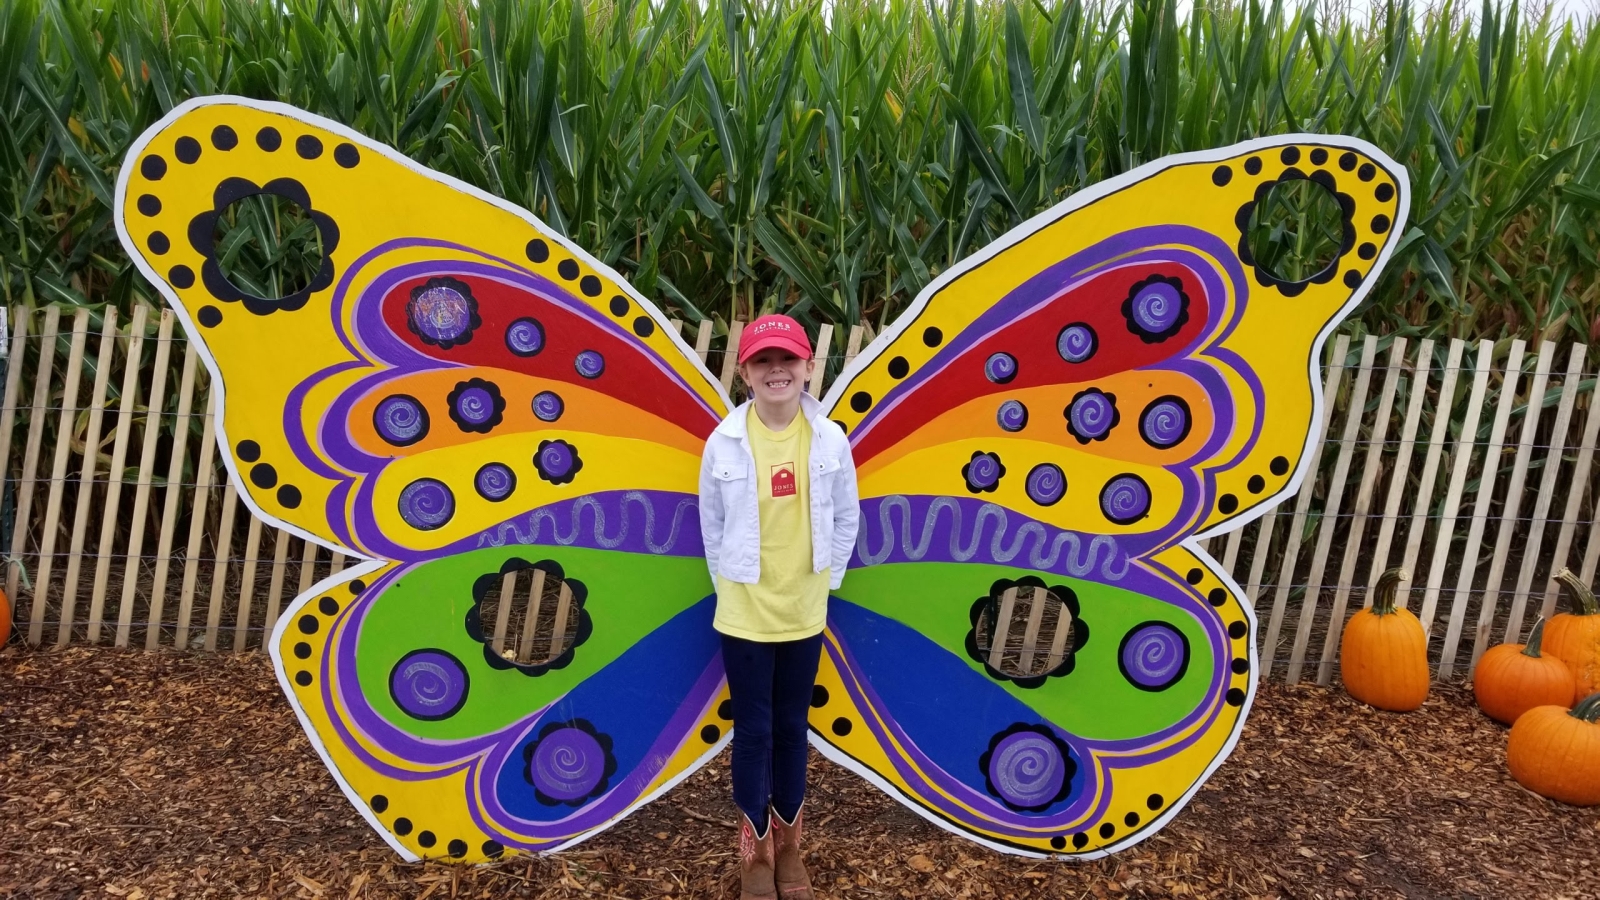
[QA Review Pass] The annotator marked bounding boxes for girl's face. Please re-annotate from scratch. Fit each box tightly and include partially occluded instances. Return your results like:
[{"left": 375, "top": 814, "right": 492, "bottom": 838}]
[{"left": 740, "top": 348, "right": 815, "bottom": 407}]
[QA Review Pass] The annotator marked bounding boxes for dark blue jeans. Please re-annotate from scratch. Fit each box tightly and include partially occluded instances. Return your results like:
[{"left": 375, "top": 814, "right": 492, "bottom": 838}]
[{"left": 721, "top": 632, "right": 823, "bottom": 834}]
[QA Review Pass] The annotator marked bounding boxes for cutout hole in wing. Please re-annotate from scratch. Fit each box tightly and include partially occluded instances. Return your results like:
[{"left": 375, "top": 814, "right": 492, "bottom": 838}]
[
  {"left": 477, "top": 566, "right": 584, "bottom": 667},
  {"left": 974, "top": 584, "right": 1076, "bottom": 679},
  {"left": 212, "top": 192, "right": 326, "bottom": 301},
  {"left": 1244, "top": 178, "right": 1345, "bottom": 284}
]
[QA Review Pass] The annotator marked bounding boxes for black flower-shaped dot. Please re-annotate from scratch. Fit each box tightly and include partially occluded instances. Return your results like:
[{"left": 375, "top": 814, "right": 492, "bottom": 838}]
[
  {"left": 522, "top": 717, "right": 617, "bottom": 807},
  {"left": 406, "top": 276, "right": 481, "bottom": 349},
  {"left": 1120, "top": 274, "right": 1190, "bottom": 344},
  {"left": 961, "top": 450, "right": 1005, "bottom": 494},
  {"left": 446, "top": 377, "right": 506, "bottom": 434},
  {"left": 1234, "top": 167, "right": 1357, "bottom": 297},
  {"left": 188, "top": 177, "right": 340, "bottom": 315},
  {"left": 534, "top": 439, "right": 583, "bottom": 486}
]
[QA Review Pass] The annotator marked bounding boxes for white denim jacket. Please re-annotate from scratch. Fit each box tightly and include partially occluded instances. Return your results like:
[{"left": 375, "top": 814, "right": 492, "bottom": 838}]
[{"left": 698, "top": 394, "right": 860, "bottom": 590}]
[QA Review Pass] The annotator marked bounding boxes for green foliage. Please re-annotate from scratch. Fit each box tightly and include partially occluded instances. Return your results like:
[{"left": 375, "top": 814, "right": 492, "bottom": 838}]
[{"left": 1, "top": 0, "right": 1597, "bottom": 355}]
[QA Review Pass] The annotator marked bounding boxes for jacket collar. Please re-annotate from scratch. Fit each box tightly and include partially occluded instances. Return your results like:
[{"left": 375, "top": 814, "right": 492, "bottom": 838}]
[{"left": 714, "top": 392, "right": 826, "bottom": 438}]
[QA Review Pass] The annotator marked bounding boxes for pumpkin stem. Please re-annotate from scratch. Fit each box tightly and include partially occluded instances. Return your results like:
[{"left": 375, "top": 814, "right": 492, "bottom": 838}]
[
  {"left": 1554, "top": 568, "right": 1598, "bottom": 616},
  {"left": 1570, "top": 693, "right": 1600, "bottom": 723},
  {"left": 1521, "top": 617, "right": 1548, "bottom": 658},
  {"left": 1370, "top": 568, "right": 1410, "bottom": 616}
]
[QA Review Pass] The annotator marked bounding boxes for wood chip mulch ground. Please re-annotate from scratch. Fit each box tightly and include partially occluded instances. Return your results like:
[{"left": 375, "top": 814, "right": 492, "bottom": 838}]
[{"left": 2, "top": 647, "right": 1598, "bottom": 899}]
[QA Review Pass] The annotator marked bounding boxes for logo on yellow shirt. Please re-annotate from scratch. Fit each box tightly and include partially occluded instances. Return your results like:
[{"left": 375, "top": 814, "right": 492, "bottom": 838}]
[{"left": 770, "top": 463, "right": 796, "bottom": 497}]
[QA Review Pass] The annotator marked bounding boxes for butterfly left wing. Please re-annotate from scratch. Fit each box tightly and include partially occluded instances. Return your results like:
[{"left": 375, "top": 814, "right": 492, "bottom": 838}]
[{"left": 814, "top": 137, "right": 1408, "bottom": 857}]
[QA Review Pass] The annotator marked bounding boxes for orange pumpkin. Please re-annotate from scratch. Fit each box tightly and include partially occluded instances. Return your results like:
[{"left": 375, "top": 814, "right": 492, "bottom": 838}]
[
  {"left": 1473, "top": 617, "right": 1574, "bottom": 725},
  {"left": 1547, "top": 570, "right": 1600, "bottom": 704},
  {"left": 1340, "top": 568, "right": 1429, "bottom": 712},
  {"left": 1507, "top": 692, "right": 1600, "bottom": 806}
]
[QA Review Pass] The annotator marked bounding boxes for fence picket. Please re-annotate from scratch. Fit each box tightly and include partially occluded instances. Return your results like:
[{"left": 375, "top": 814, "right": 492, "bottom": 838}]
[
  {"left": 9, "top": 306, "right": 62, "bottom": 612},
  {"left": 174, "top": 390, "right": 219, "bottom": 648},
  {"left": 1365, "top": 338, "right": 1436, "bottom": 601},
  {"left": 57, "top": 310, "right": 120, "bottom": 645},
  {"left": 0, "top": 306, "right": 30, "bottom": 511},
  {"left": 1542, "top": 363, "right": 1600, "bottom": 614},
  {"left": 1512, "top": 345, "right": 1585, "bottom": 628},
  {"left": 1242, "top": 510, "right": 1278, "bottom": 611},
  {"left": 719, "top": 321, "right": 744, "bottom": 392},
  {"left": 204, "top": 482, "right": 239, "bottom": 651},
  {"left": 233, "top": 515, "right": 265, "bottom": 652},
  {"left": 115, "top": 309, "right": 176, "bottom": 648},
  {"left": 88, "top": 305, "right": 149, "bottom": 642},
  {"left": 28, "top": 309, "right": 90, "bottom": 644},
  {"left": 809, "top": 323, "right": 834, "bottom": 399},
  {"left": 1417, "top": 340, "right": 1495, "bottom": 642},
  {"left": 1493, "top": 343, "right": 1556, "bottom": 643},
  {"left": 1396, "top": 339, "right": 1468, "bottom": 610},
  {"left": 144, "top": 341, "right": 200, "bottom": 650},
  {"left": 263, "top": 528, "right": 291, "bottom": 637}
]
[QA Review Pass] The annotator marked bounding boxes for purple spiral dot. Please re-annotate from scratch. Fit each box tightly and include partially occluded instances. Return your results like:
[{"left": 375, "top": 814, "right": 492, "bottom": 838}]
[
  {"left": 997, "top": 400, "right": 1028, "bottom": 432},
  {"left": 389, "top": 650, "right": 468, "bottom": 720},
  {"left": 454, "top": 386, "right": 497, "bottom": 426},
  {"left": 398, "top": 478, "right": 455, "bottom": 530},
  {"left": 1026, "top": 463, "right": 1066, "bottom": 506},
  {"left": 1140, "top": 396, "right": 1191, "bottom": 448},
  {"left": 1127, "top": 280, "right": 1186, "bottom": 337},
  {"left": 987, "top": 731, "right": 1068, "bottom": 809},
  {"left": 965, "top": 453, "right": 1003, "bottom": 490},
  {"left": 535, "top": 439, "right": 582, "bottom": 485},
  {"left": 475, "top": 463, "right": 516, "bottom": 501},
  {"left": 1057, "top": 323, "right": 1097, "bottom": 363},
  {"left": 1119, "top": 622, "right": 1189, "bottom": 690},
  {"left": 408, "top": 283, "right": 474, "bottom": 344},
  {"left": 532, "top": 391, "right": 564, "bottom": 422},
  {"left": 984, "top": 352, "right": 1018, "bottom": 384},
  {"left": 575, "top": 350, "right": 605, "bottom": 379},
  {"left": 529, "top": 726, "right": 607, "bottom": 802},
  {"left": 505, "top": 317, "right": 545, "bottom": 356},
  {"left": 1100, "top": 474, "right": 1151, "bottom": 524},
  {"left": 373, "top": 395, "right": 428, "bottom": 446},
  {"left": 1067, "top": 389, "right": 1118, "bottom": 441}
]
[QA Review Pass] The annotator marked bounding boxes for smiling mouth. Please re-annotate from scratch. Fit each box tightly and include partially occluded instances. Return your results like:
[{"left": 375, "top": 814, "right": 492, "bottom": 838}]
[{"left": 764, "top": 378, "right": 793, "bottom": 390}]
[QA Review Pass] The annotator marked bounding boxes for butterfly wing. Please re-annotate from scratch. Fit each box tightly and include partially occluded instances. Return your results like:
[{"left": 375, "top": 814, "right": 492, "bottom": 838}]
[
  {"left": 115, "top": 97, "right": 732, "bottom": 858},
  {"left": 814, "top": 137, "right": 1408, "bottom": 856}
]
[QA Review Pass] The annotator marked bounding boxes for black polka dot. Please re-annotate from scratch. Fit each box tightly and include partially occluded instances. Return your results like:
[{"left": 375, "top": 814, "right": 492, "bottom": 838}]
[
  {"left": 831, "top": 419, "right": 849, "bottom": 434},
  {"left": 831, "top": 717, "right": 852, "bottom": 736},
  {"left": 1244, "top": 156, "right": 1262, "bottom": 175},
  {"left": 525, "top": 239, "right": 549, "bottom": 262},
  {"left": 298, "top": 614, "right": 319, "bottom": 634},
  {"left": 293, "top": 642, "right": 311, "bottom": 659},
  {"left": 887, "top": 356, "right": 909, "bottom": 379},
  {"left": 1344, "top": 270, "right": 1362, "bottom": 288},
  {"left": 394, "top": 817, "right": 412, "bottom": 836},
  {"left": 482, "top": 840, "right": 505, "bottom": 858},
  {"left": 1051, "top": 835, "right": 1066, "bottom": 850},
  {"left": 1072, "top": 832, "right": 1089, "bottom": 849},
  {"left": 277, "top": 485, "right": 302, "bottom": 509},
  {"left": 256, "top": 127, "right": 281, "bottom": 151},
  {"left": 211, "top": 125, "right": 238, "bottom": 150},
  {"left": 1339, "top": 152, "right": 1357, "bottom": 171},
  {"left": 922, "top": 326, "right": 943, "bottom": 347},
  {"left": 1099, "top": 822, "right": 1115, "bottom": 839},
  {"left": 1375, "top": 182, "right": 1394, "bottom": 202},
  {"left": 294, "top": 671, "right": 312, "bottom": 687},
  {"left": 1211, "top": 165, "right": 1232, "bottom": 186},
  {"left": 811, "top": 685, "right": 829, "bottom": 708},
  {"left": 1124, "top": 811, "right": 1140, "bottom": 827},
  {"left": 137, "top": 194, "right": 161, "bottom": 216},
  {"left": 448, "top": 839, "right": 468, "bottom": 858},
  {"left": 850, "top": 392, "right": 871, "bottom": 413},
  {"left": 609, "top": 295, "right": 629, "bottom": 316},
  {"left": 1358, "top": 242, "right": 1377, "bottom": 260},
  {"left": 557, "top": 259, "right": 580, "bottom": 280},
  {"left": 197, "top": 306, "right": 222, "bottom": 328},
  {"left": 580, "top": 275, "right": 602, "bottom": 297},
  {"left": 169, "top": 265, "right": 195, "bottom": 289},
  {"left": 1309, "top": 148, "right": 1328, "bottom": 165},
  {"left": 140, "top": 155, "right": 167, "bottom": 180},
  {"left": 1147, "top": 793, "right": 1164, "bottom": 811},
  {"left": 700, "top": 724, "right": 720, "bottom": 743},
  {"left": 250, "top": 463, "right": 278, "bottom": 489},
  {"left": 1248, "top": 474, "right": 1265, "bottom": 494},
  {"left": 334, "top": 143, "right": 360, "bottom": 168},
  {"left": 319, "top": 596, "right": 339, "bottom": 616},
  {"left": 174, "top": 136, "right": 201, "bottom": 164},
  {"left": 237, "top": 441, "right": 261, "bottom": 462},
  {"left": 632, "top": 316, "right": 655, "bottom": 337},
  {"left": 1270, "top": 455, "right": 1290, "bottom": 476},
  {"left": 296, "top": 134, "right": 323, "bottom": 159},
  {"left": 1232, "top": 657, "right": 1250, "bottom": 674},
  {"left": 1218, "top": 493, "right": 1238, "bottom": 514},
  {"left": 147, "top": 232, "right": 170, "bottom": 254},
  {"left": 718, "top": 699, "right": 733, "bottom": 720},
  {"left": 1371, "top": 214, "right": 1390, "bottom": 234},
  {"left": 1280, "top": 146, "right": 1300, "bottom": 165},
  {"left": 1208, "top": 588, "right": 1227, "bottom": 607},
  {"left": 418, "top": 831, "right": 436, "bottom": 848},
  {"left": 1226, "top": 687, "right": 1246, "bottom": 706},
  {"left": 1229, "top": 621, "right": 1248, "bottom": 640},
  {"left": 371, "top": 795, "right": 388, "bottom": 813},
  {"left": 1186, "top": 568, "right": 1203, "bottom": 585},
  {"left": 1358, "top": 162, "right": 1376, "bottom": 182},
  {"left": 350, "top": 580, "right": 367, "bottom": 594}
]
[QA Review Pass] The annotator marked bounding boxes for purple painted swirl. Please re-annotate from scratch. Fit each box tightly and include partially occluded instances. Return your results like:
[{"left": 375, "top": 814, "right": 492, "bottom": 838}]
[
  {"left": 454, "top": 385, "right": 498, "bottom": 426},
  {"left": 389, "top": 650, "right": 468, "bottom": 720},
  {"left": 987, "top": 731, "right": 1067, "bottom": 809},
  {"left": 1057, "top": 323, "right": 1096, "bottom": 363},
  {"left": 963, "top": 452, "right": 1004, "bottom": 491},
  {"left": 1099, "top": 474, "right": 1151, "bottom": 524},
  {"left": 575, "top": 350, "right": 605, "bottom": 379},
  {"left": 398, "top": 478, "right": 455, "bottom": 530},
  {"left": 1126, "top": 279, "right": 1185, "bottom": 337},
  {"left": 1119, "top": 622, "right": 1189, "bottom": 690},
  {"left": 1025, "top": 463, "right": 1066, "bottom": 506},
  {"left": 1140, "top": 396, "right": 1191, "bottom": 448},
  {"left": 373, "top": 394, "right": 428, "bottom": 446},
  {"left": 532, "top": 391, "right": 565, "bottom": 422},
  {"left": 505, "top": 317, "right": 545, "bottom": 356},
  {"left": 408, "top": 283, "right": 474, "bottom": 344},
  {"left": 996, "top": 400, "right": 1028, "bottom": 432},
  {"left": 1067, "top": 389, "right": 1118, "bottom": 441},
  {"left": 984, "top": 352, "right": 1018, "bottom": 384},
  {"left": 475, "top": 463, "right": 516, "bottom": 502},
  {"left": 535, "top": 439, "right": 582, "bottom": 485},
  {"left": 529, "top": 726, "right": 607, "bottom": 802}
]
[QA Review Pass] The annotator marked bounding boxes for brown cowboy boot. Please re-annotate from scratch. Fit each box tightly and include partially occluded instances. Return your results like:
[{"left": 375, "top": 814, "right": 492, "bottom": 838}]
[
  {"left": 738, "top": 812, "right": 777, "bottom": 900},
  {"left": 770, "top": 806, "right": 814, "bottom": 900}
]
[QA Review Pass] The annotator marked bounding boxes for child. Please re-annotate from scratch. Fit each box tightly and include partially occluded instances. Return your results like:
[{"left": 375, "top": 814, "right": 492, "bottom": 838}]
[{"left": 698, "top": 314, "right": 860, "bottom": 900}]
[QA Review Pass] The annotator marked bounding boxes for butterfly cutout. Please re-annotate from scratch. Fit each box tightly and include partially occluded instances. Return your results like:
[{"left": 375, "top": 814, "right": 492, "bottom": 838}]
[{"left": 116, "top": 97, "right": 1407, "bottom": 860}]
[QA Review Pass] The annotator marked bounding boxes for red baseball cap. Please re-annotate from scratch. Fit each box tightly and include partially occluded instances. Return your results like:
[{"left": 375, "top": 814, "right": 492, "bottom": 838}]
[{"left": 737, "top": 314, "right": 813, "bottom": 364}]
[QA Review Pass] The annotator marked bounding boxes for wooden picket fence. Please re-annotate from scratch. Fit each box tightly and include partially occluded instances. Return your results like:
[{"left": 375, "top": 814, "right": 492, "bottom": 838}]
[{"left": 2, "top": 304, "right": 1596, "bottom": 686}]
